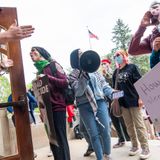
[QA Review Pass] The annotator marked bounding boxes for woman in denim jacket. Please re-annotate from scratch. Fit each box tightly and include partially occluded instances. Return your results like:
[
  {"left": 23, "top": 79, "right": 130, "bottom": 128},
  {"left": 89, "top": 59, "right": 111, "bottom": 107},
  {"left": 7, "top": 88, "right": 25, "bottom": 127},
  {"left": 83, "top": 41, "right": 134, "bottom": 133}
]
[{"left": 69, "top": 49, "right": 114, "bottom": 160}]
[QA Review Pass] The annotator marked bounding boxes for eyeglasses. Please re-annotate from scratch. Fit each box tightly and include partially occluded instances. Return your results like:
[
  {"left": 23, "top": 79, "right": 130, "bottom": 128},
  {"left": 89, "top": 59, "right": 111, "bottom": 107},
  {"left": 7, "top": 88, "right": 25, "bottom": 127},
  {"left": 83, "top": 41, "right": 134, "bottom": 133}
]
[{"left": 30, "top": 48, "right": 38, "bottom": 55}]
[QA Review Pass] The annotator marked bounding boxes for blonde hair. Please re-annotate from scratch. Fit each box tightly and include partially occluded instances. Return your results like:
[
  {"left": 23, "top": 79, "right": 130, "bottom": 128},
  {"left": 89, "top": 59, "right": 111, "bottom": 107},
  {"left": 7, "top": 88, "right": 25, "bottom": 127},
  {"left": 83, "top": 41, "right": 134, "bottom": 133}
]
[{"left": 115, "top": 49, "right": 129, "bottom": 64}]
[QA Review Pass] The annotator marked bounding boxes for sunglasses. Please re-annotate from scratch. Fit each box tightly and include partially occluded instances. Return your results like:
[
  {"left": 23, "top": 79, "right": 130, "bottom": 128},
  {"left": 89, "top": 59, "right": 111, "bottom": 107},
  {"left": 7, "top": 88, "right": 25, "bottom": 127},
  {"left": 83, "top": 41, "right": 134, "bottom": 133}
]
[
  {"left": 30, "top": 48, "right": 39, "bottom": 55},
  {"left": 31, "top": 48, "right": 36, "bottom": 52},
  {"left": 113, "top": 53, "right": 121, "bottom": 59}
]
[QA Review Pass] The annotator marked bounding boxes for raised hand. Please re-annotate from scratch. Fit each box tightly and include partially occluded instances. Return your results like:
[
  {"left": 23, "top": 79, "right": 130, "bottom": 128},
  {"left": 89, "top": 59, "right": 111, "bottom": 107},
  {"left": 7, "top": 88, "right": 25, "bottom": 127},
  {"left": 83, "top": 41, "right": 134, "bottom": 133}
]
[
  {"left": 153, "top": 37, "right": 160, "bottom": 51},
  {"left": 7, "top": 20, "right": 35, "bottom": 40},
  {"left": 0, "top": 19, "right": 35, "bottom": 43},
  {"left": 140, "top": 11, "right": 153, "bottom": 27}
]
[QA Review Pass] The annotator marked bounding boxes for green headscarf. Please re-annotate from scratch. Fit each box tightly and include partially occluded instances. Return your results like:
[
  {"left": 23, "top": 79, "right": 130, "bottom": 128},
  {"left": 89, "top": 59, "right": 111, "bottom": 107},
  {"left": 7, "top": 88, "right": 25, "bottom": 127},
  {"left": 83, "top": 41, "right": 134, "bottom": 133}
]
[{"left": 34, "top": 60, "right": 50, "bottom": 74}]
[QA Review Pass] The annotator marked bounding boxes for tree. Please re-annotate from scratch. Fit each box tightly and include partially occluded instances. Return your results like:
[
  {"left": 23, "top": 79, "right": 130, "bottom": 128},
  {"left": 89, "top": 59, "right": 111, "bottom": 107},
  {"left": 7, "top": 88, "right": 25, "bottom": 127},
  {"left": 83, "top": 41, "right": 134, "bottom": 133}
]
[
  {"left": 111, "top": 19, "right": 131, "bottom": 52},
  {"left": 130, "top": 55, "right": 150, "bottom": 75},
  {"left": 0, "top": 76, "right": 11, "bottom": 102}
]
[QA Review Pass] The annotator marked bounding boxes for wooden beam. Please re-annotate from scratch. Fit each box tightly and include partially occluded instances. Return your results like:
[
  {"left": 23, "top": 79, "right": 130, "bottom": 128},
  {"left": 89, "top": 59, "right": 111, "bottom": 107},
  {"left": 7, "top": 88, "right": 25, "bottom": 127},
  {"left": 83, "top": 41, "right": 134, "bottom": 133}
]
[
  {"left": 0, "top": 155, "right": 20, "bottom": 160},
  {"left": 0, "top": 7, "right": 34, "bottom": 160}
]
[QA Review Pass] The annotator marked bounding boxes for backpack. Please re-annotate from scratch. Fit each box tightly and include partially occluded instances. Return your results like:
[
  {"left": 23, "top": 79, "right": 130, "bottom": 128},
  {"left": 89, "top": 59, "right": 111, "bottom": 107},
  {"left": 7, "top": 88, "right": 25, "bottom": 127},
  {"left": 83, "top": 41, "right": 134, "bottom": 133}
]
[
  {"left": 49, "top": 61, "right": 75, "bottom": 105},
  {"left": 63, "top": 83, "right": 75, "bottom": 105}
]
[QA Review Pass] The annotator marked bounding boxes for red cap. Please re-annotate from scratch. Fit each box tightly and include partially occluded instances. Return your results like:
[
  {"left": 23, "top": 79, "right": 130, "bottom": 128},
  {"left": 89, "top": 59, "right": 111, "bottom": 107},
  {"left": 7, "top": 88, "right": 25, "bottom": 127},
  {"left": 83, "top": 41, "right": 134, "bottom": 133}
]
[{"left": 101, "top": 59, "right": 111, "bottom": 64}]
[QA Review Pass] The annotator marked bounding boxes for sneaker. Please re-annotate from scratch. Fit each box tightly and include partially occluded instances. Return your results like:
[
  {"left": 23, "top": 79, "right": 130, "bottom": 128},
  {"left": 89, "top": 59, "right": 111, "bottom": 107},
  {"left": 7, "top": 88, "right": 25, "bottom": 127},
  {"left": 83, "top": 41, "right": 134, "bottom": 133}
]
[
  {"left": 83, "top": 149, "right": 94, "bottom": 157},
  {"left": 129, "top": 147, "right": 139, "bottom": 156},
  {"left": 140, "top": 148, "right": 151, "bottom": 159},
  {"left": 47, "top": 151, "right": 53, "bottom": 157},
  {"left": 113, "top": 142, "right": 125, "bottom": 148},
  {"left": 103, "top": 154, "right": 112, "bottom": 160}
]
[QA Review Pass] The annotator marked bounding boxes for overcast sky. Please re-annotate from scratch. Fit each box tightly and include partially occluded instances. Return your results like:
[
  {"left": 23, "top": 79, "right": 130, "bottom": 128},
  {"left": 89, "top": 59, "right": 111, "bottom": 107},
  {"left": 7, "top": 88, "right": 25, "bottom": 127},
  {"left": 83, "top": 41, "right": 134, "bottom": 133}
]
[{"left": 0, "top": 0, "right": 155, "bottom": 83}]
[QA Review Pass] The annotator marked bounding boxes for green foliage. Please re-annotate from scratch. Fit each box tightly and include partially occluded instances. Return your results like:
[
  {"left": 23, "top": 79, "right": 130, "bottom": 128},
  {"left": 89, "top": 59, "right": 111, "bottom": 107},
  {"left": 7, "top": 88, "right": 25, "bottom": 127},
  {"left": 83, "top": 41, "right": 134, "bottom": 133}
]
[
  {"left": 0, "top": 76, "right": 11, "bottom": 102},
  {"left": 129, "top": 55, "right": 150, "bottom": 75},
  {"left": 34, "top": 107, "right": 40, "bottom": 113},
  {"left": 26, "top": 83, "right": 32, "bottom": 90},
  {"left": 111, "top": 19, "right": 132, "bottom": 52}
]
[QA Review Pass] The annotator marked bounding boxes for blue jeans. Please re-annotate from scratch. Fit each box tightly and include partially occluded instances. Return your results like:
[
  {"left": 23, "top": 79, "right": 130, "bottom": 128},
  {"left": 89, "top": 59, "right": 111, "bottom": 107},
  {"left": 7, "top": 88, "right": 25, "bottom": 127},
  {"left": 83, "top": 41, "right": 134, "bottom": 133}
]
[
  {"left": 78, "top": 99, "right": 111, "bottom": 160},
  {"left": 79, "top": 117, "right": 93, "bottom": 150}
]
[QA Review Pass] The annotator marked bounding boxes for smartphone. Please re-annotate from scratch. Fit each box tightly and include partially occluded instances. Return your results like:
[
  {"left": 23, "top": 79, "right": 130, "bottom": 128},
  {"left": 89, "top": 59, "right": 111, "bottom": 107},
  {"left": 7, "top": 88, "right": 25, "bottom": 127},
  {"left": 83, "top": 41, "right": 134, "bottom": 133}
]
[
  {"left": 151, "top": 15, "right": 159, "bottom": 25},
  {"left": 112, "top": 90, "right": 124, "bottom": 99}
]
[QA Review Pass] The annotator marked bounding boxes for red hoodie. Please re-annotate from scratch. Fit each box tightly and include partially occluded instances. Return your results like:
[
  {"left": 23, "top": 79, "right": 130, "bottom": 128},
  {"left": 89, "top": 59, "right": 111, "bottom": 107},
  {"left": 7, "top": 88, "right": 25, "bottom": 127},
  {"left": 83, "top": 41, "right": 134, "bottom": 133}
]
[{"left": 128, "top": 25, "right": 160, "bottom": 55}]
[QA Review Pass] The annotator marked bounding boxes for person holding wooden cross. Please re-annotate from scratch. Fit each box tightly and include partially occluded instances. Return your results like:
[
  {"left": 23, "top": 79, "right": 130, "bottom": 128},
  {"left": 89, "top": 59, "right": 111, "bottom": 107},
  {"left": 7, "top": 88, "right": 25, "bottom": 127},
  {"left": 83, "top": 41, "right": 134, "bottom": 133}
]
[{"left": 0, "top": 20, "right": 34, "bottom": 74}]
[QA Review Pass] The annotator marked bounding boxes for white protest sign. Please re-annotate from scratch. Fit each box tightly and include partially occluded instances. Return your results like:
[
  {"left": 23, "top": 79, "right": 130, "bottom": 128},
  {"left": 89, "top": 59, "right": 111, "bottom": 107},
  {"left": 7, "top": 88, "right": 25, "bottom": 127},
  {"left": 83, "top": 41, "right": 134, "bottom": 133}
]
[
  {"left": 134, "top": 62, "right": 160, "bottom": 132},
  {"left": 32, "top": 75, "right": 58, "bottom": 146},
  {"left": 112, "top": 90, "right": 124, "bottom": 99}
]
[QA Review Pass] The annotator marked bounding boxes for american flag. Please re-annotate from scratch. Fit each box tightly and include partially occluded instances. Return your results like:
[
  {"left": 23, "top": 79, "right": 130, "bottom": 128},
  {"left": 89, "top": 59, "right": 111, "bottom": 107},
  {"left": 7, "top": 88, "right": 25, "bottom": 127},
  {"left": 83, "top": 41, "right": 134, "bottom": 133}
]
[{"left": 88, "top": 29, "right": 99, "bottom": 40}]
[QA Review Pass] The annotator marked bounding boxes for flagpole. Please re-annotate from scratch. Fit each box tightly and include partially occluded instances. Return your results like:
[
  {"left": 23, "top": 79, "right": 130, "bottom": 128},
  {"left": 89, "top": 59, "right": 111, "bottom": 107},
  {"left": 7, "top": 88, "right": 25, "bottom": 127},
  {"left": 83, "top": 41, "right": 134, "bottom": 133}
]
[
  {"left": 86, "top": 26, "right": 92, "bottom": 49},
  {"left": 89, "top": 35, "right": 92, "bottom": 49}
]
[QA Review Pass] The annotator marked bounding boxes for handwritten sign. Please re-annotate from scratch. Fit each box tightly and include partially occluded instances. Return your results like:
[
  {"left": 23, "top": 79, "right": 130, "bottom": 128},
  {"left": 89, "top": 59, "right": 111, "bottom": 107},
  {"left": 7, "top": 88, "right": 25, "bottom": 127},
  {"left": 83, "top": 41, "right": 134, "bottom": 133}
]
[
  {"left": 134, "top": 62, "right": 160, "bottom": 132},
  {"left": 32, "top": 75, "right": 58, "bottom": 145}
]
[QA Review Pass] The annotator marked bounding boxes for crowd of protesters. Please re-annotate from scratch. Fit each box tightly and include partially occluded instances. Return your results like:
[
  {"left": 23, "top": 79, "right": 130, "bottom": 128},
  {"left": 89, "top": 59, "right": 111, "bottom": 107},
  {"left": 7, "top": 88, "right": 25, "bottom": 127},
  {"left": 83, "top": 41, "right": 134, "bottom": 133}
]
[{"left": 1, "top": 1, "right": 160, "bottom": 160}]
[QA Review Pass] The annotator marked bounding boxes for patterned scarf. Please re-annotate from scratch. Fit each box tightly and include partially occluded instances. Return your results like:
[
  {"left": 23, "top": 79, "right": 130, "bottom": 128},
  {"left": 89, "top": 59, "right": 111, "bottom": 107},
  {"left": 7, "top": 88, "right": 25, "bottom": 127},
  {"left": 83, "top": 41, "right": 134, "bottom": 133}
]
[{"left": 85, "top": 74, "right": 105, "bottom": 128}]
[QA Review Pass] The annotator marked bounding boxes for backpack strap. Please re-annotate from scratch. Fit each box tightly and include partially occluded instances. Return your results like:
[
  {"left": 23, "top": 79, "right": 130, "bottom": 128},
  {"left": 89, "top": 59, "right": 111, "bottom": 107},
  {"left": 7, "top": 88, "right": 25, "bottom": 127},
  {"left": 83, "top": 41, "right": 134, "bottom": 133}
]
[{"left": 49, "top": 60, "right": 66, "bottom": 76}]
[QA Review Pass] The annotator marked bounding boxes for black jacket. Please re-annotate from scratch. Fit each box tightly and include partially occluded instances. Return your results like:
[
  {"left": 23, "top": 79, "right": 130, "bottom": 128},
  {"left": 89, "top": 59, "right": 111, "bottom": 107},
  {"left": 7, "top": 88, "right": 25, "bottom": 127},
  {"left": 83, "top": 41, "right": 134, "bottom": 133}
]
[{"left": 112, "top": 64, "right": 141, "bottom": 108}]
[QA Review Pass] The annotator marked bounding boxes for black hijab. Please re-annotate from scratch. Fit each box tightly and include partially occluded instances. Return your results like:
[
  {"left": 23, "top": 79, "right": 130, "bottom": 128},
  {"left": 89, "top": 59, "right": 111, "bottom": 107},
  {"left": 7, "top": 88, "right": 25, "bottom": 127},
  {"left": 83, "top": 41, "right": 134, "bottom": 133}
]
[
  {"left": 70, "top": 48, "right": 81, "bottom": 69},
  {"left": 32, "top": 46, "right": 53, "bottom": 62}
]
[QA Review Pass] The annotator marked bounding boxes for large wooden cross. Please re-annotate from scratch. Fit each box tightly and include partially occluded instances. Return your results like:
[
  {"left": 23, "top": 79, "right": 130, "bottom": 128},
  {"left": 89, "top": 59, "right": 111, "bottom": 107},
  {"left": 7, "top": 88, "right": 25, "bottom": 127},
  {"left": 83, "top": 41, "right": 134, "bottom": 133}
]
[{"left": 0, "top": 7, "right": 34, "bottom": 160}]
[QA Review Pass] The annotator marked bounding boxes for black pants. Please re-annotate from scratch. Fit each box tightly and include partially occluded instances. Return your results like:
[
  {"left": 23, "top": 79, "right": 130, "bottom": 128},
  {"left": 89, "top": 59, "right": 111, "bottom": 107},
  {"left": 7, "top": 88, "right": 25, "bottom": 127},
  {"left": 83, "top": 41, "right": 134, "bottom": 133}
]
[
  {"left": 50, "top": 111, "right": 71, "bottom": 160},
  {"left": 110, "top": 108, "right": 130, "bottom": 143}
]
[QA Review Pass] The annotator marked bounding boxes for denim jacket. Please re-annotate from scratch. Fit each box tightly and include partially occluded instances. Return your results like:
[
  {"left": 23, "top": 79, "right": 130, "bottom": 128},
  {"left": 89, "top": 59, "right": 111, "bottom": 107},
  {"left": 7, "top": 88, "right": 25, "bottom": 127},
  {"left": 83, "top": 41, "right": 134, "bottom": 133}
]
[
  {"left": 89, "top": 72, "right": 113, "bottom": 99},
  {"left": 69, "top": 69, "right": 113, "bottom": 106}
]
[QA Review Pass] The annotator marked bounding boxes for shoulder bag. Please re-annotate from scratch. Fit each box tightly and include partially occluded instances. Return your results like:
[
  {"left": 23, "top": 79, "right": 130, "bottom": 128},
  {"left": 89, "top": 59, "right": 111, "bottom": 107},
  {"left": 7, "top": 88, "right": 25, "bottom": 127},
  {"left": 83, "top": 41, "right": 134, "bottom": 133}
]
[{"left": 111, "top": 68, "right": 122, "bottom": 117}]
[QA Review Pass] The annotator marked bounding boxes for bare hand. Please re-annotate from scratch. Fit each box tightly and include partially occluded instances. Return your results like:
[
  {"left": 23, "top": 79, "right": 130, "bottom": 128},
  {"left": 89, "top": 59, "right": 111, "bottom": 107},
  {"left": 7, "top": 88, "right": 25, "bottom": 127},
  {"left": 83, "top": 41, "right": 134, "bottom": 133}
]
[
  {"left": 153, "top": 37, "right": 160, "bottom": 51},
  {"left": 7, "top": 20, "right": 35, "bottom": 41},
  {"left": 138, "top": 98, "right": 144, "bottom": 108},
  {"left": 0, "top": 59, "right": 13, "bottom": 68}
]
